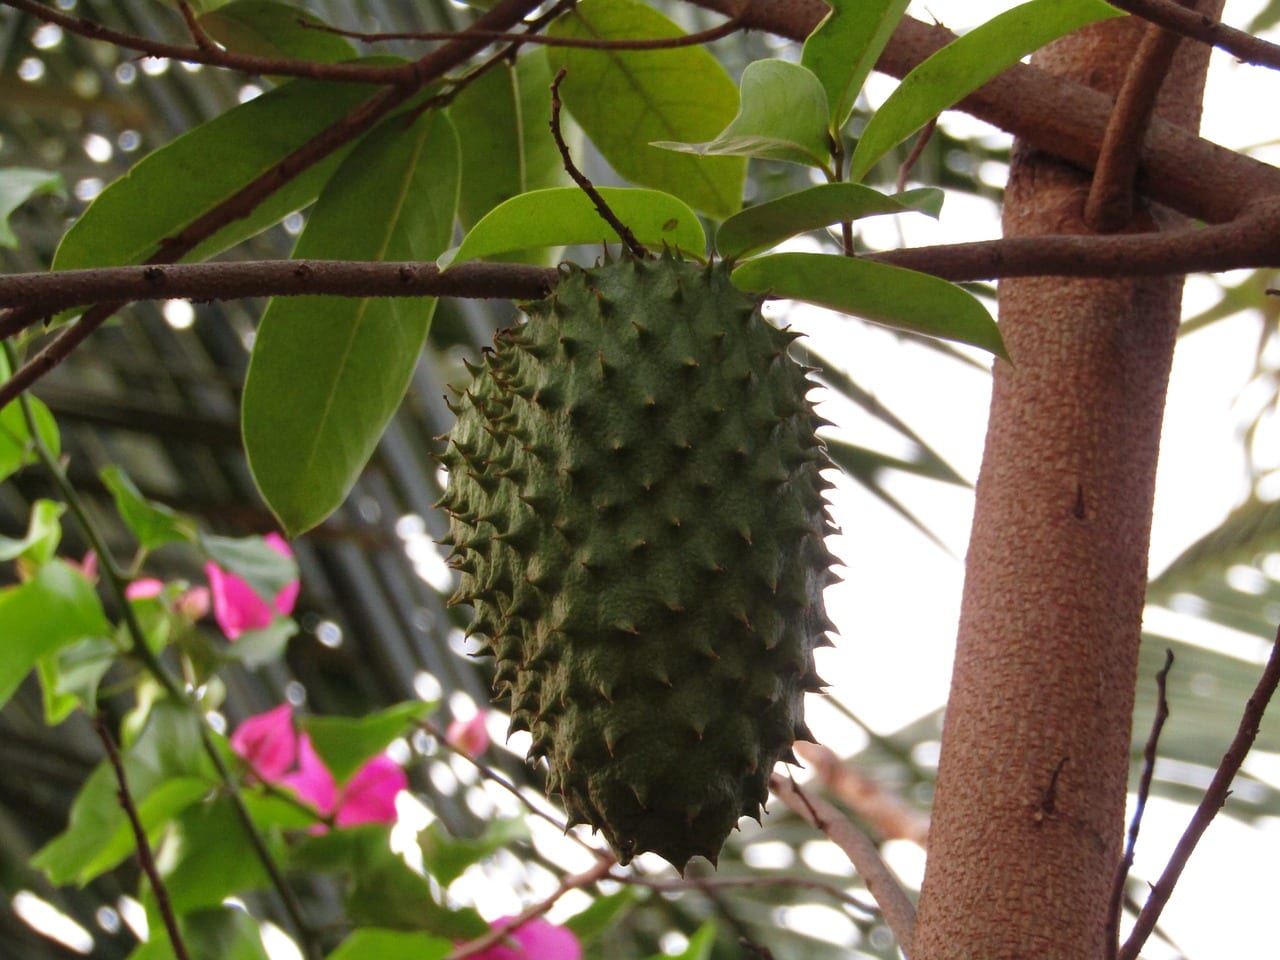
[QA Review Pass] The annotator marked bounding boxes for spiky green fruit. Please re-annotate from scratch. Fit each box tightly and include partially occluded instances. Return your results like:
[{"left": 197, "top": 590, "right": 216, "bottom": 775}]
[{"left": 437, "top": 255, "right": 836, "bottom": 870}]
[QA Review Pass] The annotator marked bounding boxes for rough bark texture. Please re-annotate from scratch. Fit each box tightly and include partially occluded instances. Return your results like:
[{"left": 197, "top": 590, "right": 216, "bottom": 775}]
[{"left": 911, "top": 11, "right": 1221, "bottom": 960}]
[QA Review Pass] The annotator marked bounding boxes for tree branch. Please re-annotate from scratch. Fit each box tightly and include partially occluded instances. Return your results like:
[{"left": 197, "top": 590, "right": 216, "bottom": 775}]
[
  {"left": 768, "top": 772, "right": 916, "bottom": 956},
  {"left": 684, "top": 3, "right": 1280, "bottom": 225},
  {"left": 1085, "top": 6, "right": 1191, "bottom": 231},
  {"left": 1104, "top": 0, "right": 1280, "bottom": 70},
  {"left": 6, "top": 201, "right": 1280, "bottom": 325},
  {"left": 1118, "top": 627, "right": 1280, "bottom": 960}
]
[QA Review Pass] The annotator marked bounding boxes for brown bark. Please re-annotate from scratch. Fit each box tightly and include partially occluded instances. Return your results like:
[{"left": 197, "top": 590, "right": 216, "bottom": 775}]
[{"left": 911, "top": 10, "right": 1222, "bottom": 960}]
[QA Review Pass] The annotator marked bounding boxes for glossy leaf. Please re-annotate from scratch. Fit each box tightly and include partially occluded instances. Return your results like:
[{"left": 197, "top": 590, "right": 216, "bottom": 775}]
[
  {"left": 199, "top": 0, "right": 358, "bottom": 62},
  {"left": 0, "top": 167, "right": 64, "bottom": 247},
  {"left": 326, "top": 930, "right": 452, "bottom": 960},
  {"left": 654, "top": 60, "right": 831, "bottom": 171},
  {"left": 101, "top": 465, "right": 198, "bottom": 550},
  {"left": 447, "top": 187, "right": 705, "bottom": 266},
  {"left": 546, "top": 0, "right": 744, "bottom": 219},
  {"left": 52, "top": 72, "right": 388, "bottom": 271},
  {"left": 849, "top": 0, "right": 1124, "bottom": 181},
  {"left": 33, "top": 700, "right": 214, "bottom": 884},
  {"left": 0, "top": 560, "right": 109, "bottom": 710},
  {"left": 449, "top": 49, "right": 565, "bottom": 234},
  {"left": 731, "top": 253, "right": 1006, "bottom": 358},
  {"left": 36, "top": 634, "right": 119, "bottom": 724},
  {"left": 716, "top": 183, "right": 942, "bottom": 259},
  {"left": 243, "top": 110, "right": 458, "bottom": 535},
  {"left": 802, "top": 0, "right": 911, "bottom": 130},
  {"left": 302, "top": 701, "right": 435, "bottom": 783},
  {"left": 0, "top": 498, "right": 65, "bottom": 564}
]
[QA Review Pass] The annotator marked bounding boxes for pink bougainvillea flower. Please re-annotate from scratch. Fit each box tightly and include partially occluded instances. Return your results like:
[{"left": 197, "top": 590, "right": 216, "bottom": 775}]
[
  {"left": 125, "top": 578, "right": 165, "bottom": 600},
  {"left": 229, "top": 703, "right": 297, "bottom": 781},
  {"left": 176, "top": 585, "right": 211, "bottom": 621},
  {"left": 334, "top": 754, "right": 407, "bottom": 827},
  {"left": 206, "top": 532, "right": 299, "bottom": 640},
  {"left": 445, "top": 713, "right": 491, "bottom": 759},
  {"left": 280, "top": 732, "right": 338, "bottom": 816},
  {"left": 229, "top": 704, "right": 404, "bottom": 831},
  {"left": 470, "top": 918, "right": 582, "bottom": 960},
  {"left": 71, "top": 551, "right": 98, "bottom": 583}
]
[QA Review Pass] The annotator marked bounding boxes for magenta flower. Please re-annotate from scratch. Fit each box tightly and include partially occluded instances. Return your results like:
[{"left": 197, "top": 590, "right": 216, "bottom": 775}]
[
  {"left": 445, "top": 713, "right": 491, "bottom": 759},
  {"left": 229, "top": 704, "right": 405, "bottom": 830},
  {"left": 125, "top": 578, "right": 165, "bottom": 600},
  {"left": 470, "top": 918, "right": 582, "bottom": 960},
  {"left": 206, "top": 532, "right": 299, "bottom": 640}
]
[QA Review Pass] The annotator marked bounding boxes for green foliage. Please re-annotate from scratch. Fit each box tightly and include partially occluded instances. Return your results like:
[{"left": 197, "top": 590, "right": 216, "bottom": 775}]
[
  {"left": 448, "top": 186, "right": 706, "bottom": 264},
  {"left": 198, "top": 0, "right": 359, "bottom": 62},
  {"left": 654, "top": 59, "right": 832, "bottom": 173},
  {"left": 243, "top": 109, "right": 459, "bottom": 535},
  {"left": 0, "top": 167, "right": 64, "bottom": 248},
  {"left": 302, "top": 701, "right": 435, "bottom": 783},
  {"left": 417, "top": 817, "right": 528, "bottom": 886},
  {"left": 0, "top": 499, "right": 65, "bottom": 565},
  {"left": 716, "top": 183, "right": 942, "bottom": 260},
  {"left": 732, "top": 253, "right": 1007, "bottom": 358},
  {"left": 849, "top": 0, "right": 1124, "bottom": 180},
  {"left": 101, "top": 465, "right": 199, "bottom": 550},
  {"left": 0, "top": 559, "right": 110, "bottom": 709},
  {"left": 546, "top": 0, "right": 745, "bottom": 219},
  {"left": 127, "top": 907, "right": 271, "bottom": 960},
  {"left": 802, "top": 0, "right": 911, "bottom": 131},
  {"left": 325, "top": 929, "right": 452, "bottom": 960},
  {"left": 51, "top": 72, "right": 389, "bottom": 273}
]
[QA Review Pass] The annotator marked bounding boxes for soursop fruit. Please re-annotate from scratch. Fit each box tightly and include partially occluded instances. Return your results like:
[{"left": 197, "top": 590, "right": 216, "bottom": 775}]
[{"left": 436, "top": 254, "right": 837, "bottom": 870}]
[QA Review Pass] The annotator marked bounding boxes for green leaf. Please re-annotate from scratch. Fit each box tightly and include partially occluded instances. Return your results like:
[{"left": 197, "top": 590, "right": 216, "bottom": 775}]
[
  {"left": 218, "top": 616, "right": 298, "bottom": 669},
  {"left": 0, "top": 559, "right": 110, "bottom": 710},
  {"left": 447, "top": 187, "right": 705, "bottom": 266},
  {"left": 290, "top": 826, "right": 488, "bottom": 938},
  {"left": 849, "top": 0, "right": 1124, "bottom": 181},
  {"left": 417, "top": 818, "right": 528, "bottom": 886},
  {"left": 562, "top": 889, "right": 636, "bottom": 942},
  {"left": 0, "top": 351, "right": 62, "bottom": 481},
  {"left": 731, "top": 253, "right": 1006, "bottom": 358},
  {"left": 449, "top": 49, "right": 565, "bottom": 236},
  {"left": 654, "top": 60, "right": 831, "bottom": 171},
  {"left": 33, "top": 700, "right": 215, "bottom": 885},
  {"left": 147, "top": 796, "right": 276, "bottom": 915},
  {"left": 101, "top": 465, "right": 198, "bottom": 551},
  {"left": 326, "top": 929, "right": 452, "bottom": 960},
  {"left": 546, "top": 0, "right": 745, "bottom": 219},
  {"left": 643, "top": 922, "right": 715, "bottom": 960},
  {"left": 36, "top": 634, "right": 119, "bottom": 724},
  {"left": 0, "top": 498, "right": 65, "bottom": 564},
  {"left": 802, "top": 0, "right": 911, "bottom": 130},
  {"left": 303, "top": 701, "right": 435, "bottom": 783},
  {"left": 716, "top": 183, "right": 942, "bottom": 260},
  {"left": 243, "top": 109, "right": 458, "bottom": 535},
  {"left": 52, "top": 71, "right": 390, "bottom": 272},
  {"left": 128, "top": 907, "right": 271, "bottom": 960},
  {"left": 199, "top": 1, "right": 358, "bottom": 63},
  {"left": 200, "top": 531, "right": 297, "bottom": 599},
  {"left": 0, "top": 167, "right": 64, "bottom": 248}
]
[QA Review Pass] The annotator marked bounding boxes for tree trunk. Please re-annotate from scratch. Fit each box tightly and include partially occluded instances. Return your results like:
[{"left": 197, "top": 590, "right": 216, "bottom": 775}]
[{"left": 911, "top": 10, "right": 1221, "bottom": 959}]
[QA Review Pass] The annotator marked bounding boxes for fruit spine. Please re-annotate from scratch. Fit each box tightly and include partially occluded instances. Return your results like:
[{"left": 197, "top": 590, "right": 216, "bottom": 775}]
[{"left": 437, "top": 254, "right": 836, "bottom": 869}]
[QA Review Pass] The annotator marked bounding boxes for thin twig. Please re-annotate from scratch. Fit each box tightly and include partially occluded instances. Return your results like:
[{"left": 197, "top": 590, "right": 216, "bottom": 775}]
[
  {"left": 896, "top": 117, "right": 937, "bottom": 195},
  {"left": 302, "top": 18, "right": 745, "bottom": 51},
  {"left": 549, "top": 68, "right": 648, "bottom": 260},
  {"left": 614, "top": 872, "right": 879, "bottom": 915},
  {"left": 1085, "top": 5, "right": 1191, "bottom": 231},
  {"left": 1106, "top": 648, "right": 1174, "bottom": 960},
  {"left": 769, "top": 772, "right": 916, "bottom": 956},
  {"left": 447, "top": 857, "right": 615, "bottom": 960},
  {"left": 421, "top": 720, "right": 604, "bottom": 855},
  {"left": 1118, "top": 627, "right": 1280, "bottom": 960},
  {"left": 174, "top": 0, "right": 216, "bottom": 51},
  {"left": 93, "top": 716, "right": 190, "bottom": 960},
  {"left": 1103, "top": 0, "right": 1280, "bottom": 71}
]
